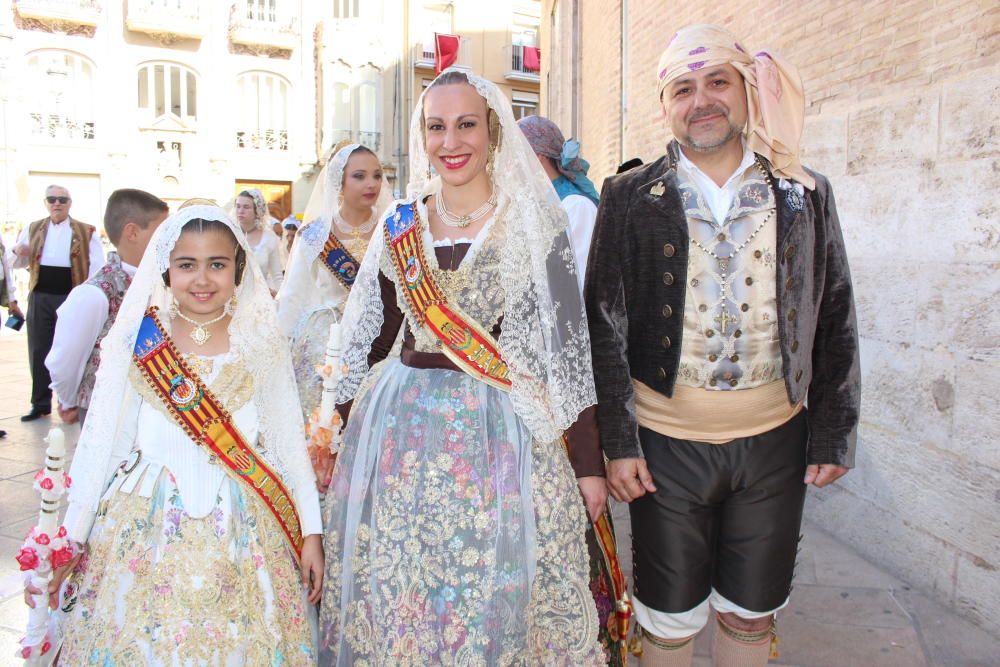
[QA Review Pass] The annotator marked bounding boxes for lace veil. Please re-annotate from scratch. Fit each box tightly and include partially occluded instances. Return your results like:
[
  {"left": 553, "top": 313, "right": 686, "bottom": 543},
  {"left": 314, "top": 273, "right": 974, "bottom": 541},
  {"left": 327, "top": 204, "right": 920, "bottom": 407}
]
[
  {"left": 275, "top": 143, "right": 393, "bottom": 338},
  {"left": 335, "top": 70, "right": 597, "bottom": 443},
  {"left": 66, "top": 205, "right": 313, "bottom": 534}
]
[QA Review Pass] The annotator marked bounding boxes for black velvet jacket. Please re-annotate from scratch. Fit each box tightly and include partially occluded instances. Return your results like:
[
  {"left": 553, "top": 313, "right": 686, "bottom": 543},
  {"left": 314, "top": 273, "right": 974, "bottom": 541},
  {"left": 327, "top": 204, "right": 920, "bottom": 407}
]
[{"left": 584, "top": 142, "right": 860, "bottom": 467}]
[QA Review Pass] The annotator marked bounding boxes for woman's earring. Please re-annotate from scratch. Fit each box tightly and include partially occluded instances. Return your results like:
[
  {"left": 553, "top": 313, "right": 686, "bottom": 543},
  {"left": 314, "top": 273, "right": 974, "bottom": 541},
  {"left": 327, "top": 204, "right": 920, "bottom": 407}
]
[
  {"left": 167, "top": 295, "right": 180, "bottom": 319},
  {"left": 224, "top": 294, "right": 237, "bottom": 317}
]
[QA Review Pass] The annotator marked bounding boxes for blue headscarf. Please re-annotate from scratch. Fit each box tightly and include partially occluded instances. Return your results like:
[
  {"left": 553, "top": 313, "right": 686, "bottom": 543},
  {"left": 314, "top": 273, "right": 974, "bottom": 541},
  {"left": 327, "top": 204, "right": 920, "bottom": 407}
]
[{"left": 517, "top": 116, "right": 600, "bottom": 206}]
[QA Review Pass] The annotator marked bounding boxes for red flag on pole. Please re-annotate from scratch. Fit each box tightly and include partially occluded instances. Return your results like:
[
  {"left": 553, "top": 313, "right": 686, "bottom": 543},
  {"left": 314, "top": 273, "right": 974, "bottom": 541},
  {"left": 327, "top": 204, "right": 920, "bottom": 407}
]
[
  {"left": 435, "top": 33, "right": 461, "bottom": 74},
  {"left": 523, "top": 46, "right": 541, "bottom": 72}
]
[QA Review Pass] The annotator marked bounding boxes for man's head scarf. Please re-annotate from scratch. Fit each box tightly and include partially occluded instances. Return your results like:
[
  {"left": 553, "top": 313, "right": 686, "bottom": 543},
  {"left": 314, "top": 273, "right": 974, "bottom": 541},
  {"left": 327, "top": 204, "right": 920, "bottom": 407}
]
[
  {"left": 517, "top": 115, "right": 600, "bottom": 205},
  {"left": 657, "top": 24, "right": 814, "bottom": 189}
]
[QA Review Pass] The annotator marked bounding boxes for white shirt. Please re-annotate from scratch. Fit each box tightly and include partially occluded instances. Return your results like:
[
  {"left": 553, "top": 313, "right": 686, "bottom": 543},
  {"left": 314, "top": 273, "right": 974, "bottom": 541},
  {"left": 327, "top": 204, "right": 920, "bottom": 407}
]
[
  {"left": 13, "top": 217, "right": 105, "bottom": 273},
  {"left": 677, "top": 143, "right": 757, "bottom": 225},
  {"left": 561, "top": 194, "right": 598, "bottom": 294},
  {"left": 45, "top": 260, "right": 137, "bottom": 408},
  {"left": 1, "top": 245, "right": 15, "bottom": 303}
]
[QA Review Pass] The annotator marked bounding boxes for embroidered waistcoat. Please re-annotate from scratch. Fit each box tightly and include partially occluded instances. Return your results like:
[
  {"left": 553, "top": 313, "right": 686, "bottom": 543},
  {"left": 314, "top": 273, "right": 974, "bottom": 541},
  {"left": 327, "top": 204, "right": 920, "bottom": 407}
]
[
  {"left": 77, "top": 252, "right": 131, "bottom": 409},
  {"left": 675, "top": 162, "right": 783, "bottom": 390},
  {"left": 27, "top": 217, "right": 95, "bottom": 292}
]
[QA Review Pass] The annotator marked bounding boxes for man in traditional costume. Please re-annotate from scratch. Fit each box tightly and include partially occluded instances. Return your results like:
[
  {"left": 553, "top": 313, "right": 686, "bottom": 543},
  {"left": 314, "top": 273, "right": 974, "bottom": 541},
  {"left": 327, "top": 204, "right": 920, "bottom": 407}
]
[
  {"left": 13, "top": 185, "right": 104, "bottom": 421},
  {"left": 45, "top": 189, "right": 167, "bottom": 427},
  {"left": 585, "top": 24, "right": 860, "bottom": 667}
]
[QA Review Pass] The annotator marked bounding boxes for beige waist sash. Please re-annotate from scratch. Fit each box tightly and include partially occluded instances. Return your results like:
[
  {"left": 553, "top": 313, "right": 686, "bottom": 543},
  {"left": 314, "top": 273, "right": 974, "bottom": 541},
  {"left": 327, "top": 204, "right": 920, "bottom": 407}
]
[{"left": 634, "top": 379, "right": 803, "bottom": 444}]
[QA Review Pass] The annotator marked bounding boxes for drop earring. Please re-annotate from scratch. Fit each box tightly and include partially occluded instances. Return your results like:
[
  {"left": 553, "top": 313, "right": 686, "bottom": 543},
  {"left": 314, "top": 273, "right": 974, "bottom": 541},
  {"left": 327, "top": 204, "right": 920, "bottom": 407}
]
[{"left": 224, "top": 294, "right": 237, "bottom": 317}]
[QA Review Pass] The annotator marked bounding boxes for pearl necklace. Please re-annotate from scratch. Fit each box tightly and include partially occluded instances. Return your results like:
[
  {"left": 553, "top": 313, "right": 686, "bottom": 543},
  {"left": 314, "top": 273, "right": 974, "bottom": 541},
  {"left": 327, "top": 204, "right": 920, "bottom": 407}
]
[
  {"left": 170, "top": 307, "right": 229, "bottom": 346},
  {"left": 333, "top": 208, "right": 377, "bottom": 240},
  {"left": 434, "top": 188, "right": 497, "bottom": 228}
]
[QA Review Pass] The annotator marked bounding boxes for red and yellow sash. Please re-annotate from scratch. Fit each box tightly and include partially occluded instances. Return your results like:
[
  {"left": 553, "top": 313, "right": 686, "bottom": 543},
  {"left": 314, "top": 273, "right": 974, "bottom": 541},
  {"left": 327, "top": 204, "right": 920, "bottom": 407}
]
[
  {"left": 387, "top": 201, "right": 632, "bottom": 648},
  {"left": 132, "top": 308, "right": 304, "bottom": 561},
  {"left": 385, "top": 202, "right": 511, "bottom": 391},
  {"left": 319, "top": 231, "right": 361, "bottom": 289}
]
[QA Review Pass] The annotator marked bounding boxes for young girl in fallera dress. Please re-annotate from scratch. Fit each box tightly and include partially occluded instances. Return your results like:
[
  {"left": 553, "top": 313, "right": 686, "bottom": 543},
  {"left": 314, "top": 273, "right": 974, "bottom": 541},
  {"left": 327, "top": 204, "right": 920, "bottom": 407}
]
[{"left": 27, "top": 205, "right": 324, "bottom": 664}]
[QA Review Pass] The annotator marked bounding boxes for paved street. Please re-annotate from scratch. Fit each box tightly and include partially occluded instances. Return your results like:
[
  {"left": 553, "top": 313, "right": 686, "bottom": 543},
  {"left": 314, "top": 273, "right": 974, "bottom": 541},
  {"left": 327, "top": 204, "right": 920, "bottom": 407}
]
[{"left": 0, "top": 333, "right": 995, "bottom": 665}]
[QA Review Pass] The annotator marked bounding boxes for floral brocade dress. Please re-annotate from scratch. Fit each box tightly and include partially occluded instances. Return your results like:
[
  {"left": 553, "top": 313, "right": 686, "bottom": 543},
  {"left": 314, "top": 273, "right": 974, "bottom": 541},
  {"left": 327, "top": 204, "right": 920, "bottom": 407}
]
[
  {"left": 318, "top": 211, "right": 606, "bottom": 666},
  {"left": 58, "top": 353, "right": 317, "bottom": 666}
]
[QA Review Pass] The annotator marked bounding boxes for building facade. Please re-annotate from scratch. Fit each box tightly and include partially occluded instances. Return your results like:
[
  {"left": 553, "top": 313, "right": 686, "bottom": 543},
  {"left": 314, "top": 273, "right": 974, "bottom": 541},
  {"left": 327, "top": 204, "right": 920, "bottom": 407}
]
[
  {"left": 541, "top": 0, "right": 1000, "bottom": 637},
  {"left": 0, "top": 0, "right": 540, "bottom": 240},
  {"left": 1, "top": 0, "right": 333, "bottom": 227}
]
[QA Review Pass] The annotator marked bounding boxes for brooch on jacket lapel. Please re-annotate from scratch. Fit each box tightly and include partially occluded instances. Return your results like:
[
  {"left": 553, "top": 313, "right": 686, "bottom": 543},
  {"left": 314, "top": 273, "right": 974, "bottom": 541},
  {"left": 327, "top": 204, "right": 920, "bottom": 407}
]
[
  {"left": 778, "top": 179, "right": 805, "bottom": 213},
  {"left": 650, "top": 182, "right": 666, "bottom": 197}
]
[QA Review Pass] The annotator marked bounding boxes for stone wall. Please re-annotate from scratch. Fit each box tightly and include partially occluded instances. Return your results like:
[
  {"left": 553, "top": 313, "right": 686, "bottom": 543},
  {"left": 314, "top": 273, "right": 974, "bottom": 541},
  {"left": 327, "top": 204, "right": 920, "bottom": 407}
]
[{"left": 541, "top": 0, "right": 1000, "bottom": 636}]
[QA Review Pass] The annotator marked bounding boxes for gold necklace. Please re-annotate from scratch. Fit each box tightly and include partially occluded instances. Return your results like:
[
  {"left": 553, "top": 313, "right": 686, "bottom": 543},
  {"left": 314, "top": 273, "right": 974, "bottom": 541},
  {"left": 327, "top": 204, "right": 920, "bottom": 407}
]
[{"left": 169, "top": 307, "right": 228, "bottom": 345}]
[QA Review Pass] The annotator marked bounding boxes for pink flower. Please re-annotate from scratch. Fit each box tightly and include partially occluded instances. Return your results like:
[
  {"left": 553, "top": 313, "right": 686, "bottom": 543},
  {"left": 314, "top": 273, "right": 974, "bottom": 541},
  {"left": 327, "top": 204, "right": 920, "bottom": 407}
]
[
  {"left": 64, "top": 474, "right": 72, "bottom": 488},
  {"left": 50, "top": 546, "right": 75, "bottom": 569},
  {"left": 34, "top": 470, "right": 43, "bottom": 482},
  {"left": 41, "top": 641, "right": 51, "bottom": 654},
  {"left": 56, "top": 526, "right": 67, "bottom": 538},
  {"left": 35, "top": 533, "right": 50, "bottom": 546},
  {"left": 20, "top": 647, "right": 31, "bottom": 659},
  {"left": 15, "top": 547, "right": 40, "bottom": 571},
  {"left": 39, "top": 478, "right": 54, "bottom": 491}
]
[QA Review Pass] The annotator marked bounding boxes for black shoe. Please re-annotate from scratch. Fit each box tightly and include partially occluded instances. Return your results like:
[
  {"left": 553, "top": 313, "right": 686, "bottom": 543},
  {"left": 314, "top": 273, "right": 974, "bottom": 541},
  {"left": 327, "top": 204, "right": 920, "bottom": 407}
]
[
  {"left": 0, "top": 430, "right": 6, "bottom": 438},
  {"left": 20, "top": 408, "right": 51, "bottom": 422}
]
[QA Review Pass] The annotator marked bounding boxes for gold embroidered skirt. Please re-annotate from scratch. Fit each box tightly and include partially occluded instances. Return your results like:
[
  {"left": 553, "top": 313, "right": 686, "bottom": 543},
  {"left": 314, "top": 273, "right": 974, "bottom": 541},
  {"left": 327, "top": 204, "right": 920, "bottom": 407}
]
[
  {"left": 318, "top": 360, "right": 603, "bottom": 666},
  {"left": 58, "top": 466, "right": 316, "bottom": 666}
]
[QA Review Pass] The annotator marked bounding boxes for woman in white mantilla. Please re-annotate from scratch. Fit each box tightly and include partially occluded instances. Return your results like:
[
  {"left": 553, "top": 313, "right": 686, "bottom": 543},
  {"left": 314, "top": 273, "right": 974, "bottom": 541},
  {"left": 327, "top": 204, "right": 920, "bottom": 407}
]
[
  {"left": 33, "top": 205, "right": 324, "bottom": 664},
  {"left": 276, "top": 143, "right": 391, "bottom": 426},
  {"left": 234, "top": 188, "right": 284, "bottom": 294},
  {"left": 318, "top": 70, "right": 606, "bottom": 665}
]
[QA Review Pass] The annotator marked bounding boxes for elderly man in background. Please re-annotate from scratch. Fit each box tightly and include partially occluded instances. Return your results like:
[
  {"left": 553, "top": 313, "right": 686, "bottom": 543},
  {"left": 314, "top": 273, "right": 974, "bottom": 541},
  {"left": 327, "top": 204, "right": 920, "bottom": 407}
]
[
  {"left": 13, "top": 185, "right": 104, "bottom": 421},
  {"left": 586, "top": 24, "right": 860, "bottom": 667}
]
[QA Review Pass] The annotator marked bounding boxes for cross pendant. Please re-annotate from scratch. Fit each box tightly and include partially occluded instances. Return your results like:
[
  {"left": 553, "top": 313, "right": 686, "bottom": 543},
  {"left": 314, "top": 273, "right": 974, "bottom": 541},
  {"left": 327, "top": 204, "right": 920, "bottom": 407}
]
[{"left": 714, "top": 309, "right": 735, "bottom": 335}]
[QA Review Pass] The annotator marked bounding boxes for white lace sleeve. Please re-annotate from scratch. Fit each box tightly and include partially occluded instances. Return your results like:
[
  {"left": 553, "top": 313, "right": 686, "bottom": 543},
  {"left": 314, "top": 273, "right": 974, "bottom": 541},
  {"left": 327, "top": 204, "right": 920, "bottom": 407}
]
[{"left": 334, "top": 218, "right": 389, "bottom": 405}]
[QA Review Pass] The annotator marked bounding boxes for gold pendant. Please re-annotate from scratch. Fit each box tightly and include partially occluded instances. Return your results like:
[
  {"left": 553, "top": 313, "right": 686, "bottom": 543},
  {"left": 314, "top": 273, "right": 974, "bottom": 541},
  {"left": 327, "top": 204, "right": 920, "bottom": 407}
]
[
  {"left": 189, "top": 325, "right": 210, "bottom": 346},
  {"left": 650, "top": 182, "right": 666, "bottom": 197}
]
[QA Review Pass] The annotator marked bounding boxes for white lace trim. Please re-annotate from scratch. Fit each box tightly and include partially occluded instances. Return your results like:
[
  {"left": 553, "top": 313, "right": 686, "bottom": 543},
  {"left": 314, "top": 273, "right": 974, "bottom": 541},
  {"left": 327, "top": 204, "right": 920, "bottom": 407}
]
[{"left": 335, "top": 71, "right": 597, "bottom": 443}]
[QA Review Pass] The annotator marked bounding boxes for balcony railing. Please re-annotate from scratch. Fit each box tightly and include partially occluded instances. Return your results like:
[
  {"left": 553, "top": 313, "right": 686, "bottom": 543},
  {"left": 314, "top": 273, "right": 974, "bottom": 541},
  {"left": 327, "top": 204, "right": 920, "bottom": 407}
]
[
  {"left": 15, "top": 0, "right": 101, "bottom": 28},
  {"left": 236, "top": 128, "right": 289, "bottom": 151},
  {"left": 29, "top": 112, "right": 96, "bottom": 141},
  {"left": 330, "top": 128, "right": 354, "bottom": 146},
  {"left": 126, "top": 0, "right": 207, "bottom": 41},
  {"left": 358, "top": 131, "right": 381, "bottom": 153},
  {"left": 229, "top": 2, "right": 299, "bottom": 53},
  {"left": 504, "top": 44, "right": 541, "bottom": 82}
]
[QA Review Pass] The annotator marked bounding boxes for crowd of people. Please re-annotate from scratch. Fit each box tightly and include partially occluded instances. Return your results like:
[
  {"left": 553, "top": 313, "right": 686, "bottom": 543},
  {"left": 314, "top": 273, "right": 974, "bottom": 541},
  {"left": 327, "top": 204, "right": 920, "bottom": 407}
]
[{"left": 2, "top": 23, "right": 859, "bottom": 667}]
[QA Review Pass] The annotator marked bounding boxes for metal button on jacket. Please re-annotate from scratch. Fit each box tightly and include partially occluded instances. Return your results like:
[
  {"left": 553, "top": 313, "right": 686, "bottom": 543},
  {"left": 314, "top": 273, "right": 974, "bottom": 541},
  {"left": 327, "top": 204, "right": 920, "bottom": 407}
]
[
  {"left": 662, "top": 304, "right": 673, "bottom": 318},
  {"left": 662, "top": 272, "right": 675, "bottom": 286},
  {"left": 657, "top": 367, "right": 667, "bottom": 380},
  {"left": 662, "top": 243, "right": 676, "bottom": 257}
]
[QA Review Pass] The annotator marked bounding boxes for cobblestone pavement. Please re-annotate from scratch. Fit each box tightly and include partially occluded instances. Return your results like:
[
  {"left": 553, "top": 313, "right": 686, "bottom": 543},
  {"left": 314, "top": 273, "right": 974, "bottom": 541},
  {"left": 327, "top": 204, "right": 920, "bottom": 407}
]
[{"left": 0, "top": 334, "right": 995, "bottom": 665}]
